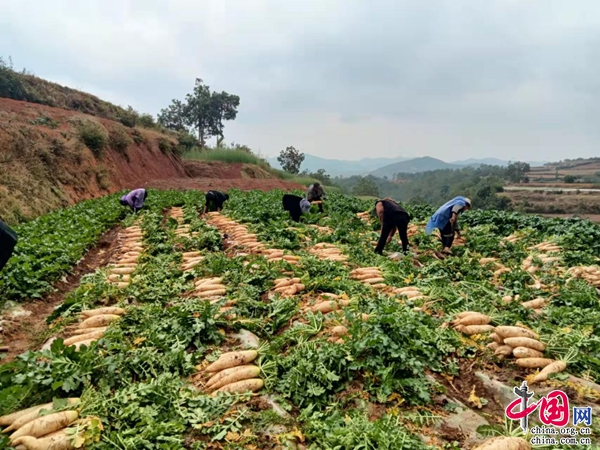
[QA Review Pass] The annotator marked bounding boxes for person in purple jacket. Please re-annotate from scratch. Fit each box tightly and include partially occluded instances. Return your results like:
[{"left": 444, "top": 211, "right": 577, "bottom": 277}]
[{"left": 120, "top": 188, "right": 148, "bottom": 213}]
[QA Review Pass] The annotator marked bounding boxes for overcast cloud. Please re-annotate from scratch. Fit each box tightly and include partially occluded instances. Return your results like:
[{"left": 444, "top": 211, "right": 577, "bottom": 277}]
[{"left": 2, "top": 0, "right": 599, "bottom": 161}]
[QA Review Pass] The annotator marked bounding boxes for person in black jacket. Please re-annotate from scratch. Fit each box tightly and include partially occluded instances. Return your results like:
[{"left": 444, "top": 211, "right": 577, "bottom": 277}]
[
  {"left": 283, "top": 194, "right": 311, "bottom": 222},
  {"left": 0, "top": 218, "right": 17, "bottom": 272},
  {"left": 203, "top": 190, "right": 229, "bottom": 213},
  {"left": 373, "top": 198, "right": 411, "bottom": 255}
]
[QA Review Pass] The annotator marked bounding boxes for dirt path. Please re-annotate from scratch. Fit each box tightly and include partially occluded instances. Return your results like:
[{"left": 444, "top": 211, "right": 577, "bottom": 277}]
[{"left": 0, "top": 227, "right": 121, "bottom": 361}]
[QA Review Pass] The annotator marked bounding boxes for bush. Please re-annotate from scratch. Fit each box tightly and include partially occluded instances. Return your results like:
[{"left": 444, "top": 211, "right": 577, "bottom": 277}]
[
  {"left": 138, "top": 113, "right": 156, "bottom": 128},
  {"left": 118, "top": 106, "right": 138, "bottom": 128},
  {"left": 0, "top": 57, "right": 26, "bottom": 100},
  {"left": 131, "top": 129, "right": 145, "bottom": 145},
  {"left": 108, "top": 125, "right": 133, "bottom": 159},
  {"left": 564, "top": 174, "right": 576, "bottom": 184},
  {"left": 77, "top": 121, "right": 107, "bottom": 158}
]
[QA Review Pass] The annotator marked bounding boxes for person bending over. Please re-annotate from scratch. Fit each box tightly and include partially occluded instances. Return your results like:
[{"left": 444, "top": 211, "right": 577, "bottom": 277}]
[
  {"left": 425, "top": 196, "right": 471, "bottom": 253},
  {"left": 204, "top": 190, "right": 229, "bottom": 214},
  {"left": 283, "top": 194, "right": 311, "bottom": 222},
  {"left": 374, "top": 198, "right": 411, "bottom": 255},
  {"left": 120, "top": 188, "right": 148, "bottom": 213}
]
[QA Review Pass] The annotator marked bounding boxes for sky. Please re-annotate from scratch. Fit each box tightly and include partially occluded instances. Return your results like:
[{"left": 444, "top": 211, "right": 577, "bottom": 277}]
[{"left": 2, "top": 0, "right": 600, "bottom": 162}]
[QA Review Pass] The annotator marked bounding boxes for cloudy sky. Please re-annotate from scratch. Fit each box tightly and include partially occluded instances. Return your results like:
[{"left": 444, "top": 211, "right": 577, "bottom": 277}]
[{"left": 2, "top": 0, "right": 599, "bottom": 161}]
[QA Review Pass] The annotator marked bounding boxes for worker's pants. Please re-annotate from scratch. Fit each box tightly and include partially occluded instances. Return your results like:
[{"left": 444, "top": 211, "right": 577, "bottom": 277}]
[
  {"left": 441, "top": 222, "right": 455, "bottom": 248},
  {"left": 375, "top": 211, "right": 410, "bottom": 254}
]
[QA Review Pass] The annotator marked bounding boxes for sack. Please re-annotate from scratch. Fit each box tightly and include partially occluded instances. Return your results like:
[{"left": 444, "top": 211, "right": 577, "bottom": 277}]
[{"left": 0, "top": 220, "right": 17, "bottom": 271}]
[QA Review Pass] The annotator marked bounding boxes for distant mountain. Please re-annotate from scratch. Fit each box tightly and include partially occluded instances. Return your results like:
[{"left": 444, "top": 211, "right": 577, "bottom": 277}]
[
  {"left": 452, "top": 158, "right": 547, "bottom": 167},
  {"left": 267, "top": 153, "right": 411, "bottom": 176},
  {"left": 370, "top": 157, "right": 460, "bottom": 177}
]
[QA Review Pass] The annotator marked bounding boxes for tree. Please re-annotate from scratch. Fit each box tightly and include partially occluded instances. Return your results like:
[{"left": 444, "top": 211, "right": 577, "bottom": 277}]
[
  {"left": 506, "top": 161, "right": 530, "bottom": 183},
  {"left": 277, "top": 146, "right": 305, "bottom": 174},
  {"left": 158, "top": 99, "right": 187, "bottom": 132},
  {"left": 352, "top": 177, "right": 380, "bottom": 197},
  {"left": 158, "top": 79, "right": 240, "bottom": 147},
  {"left": 564, "top": 174, "right": 576, "bottom": 184}
]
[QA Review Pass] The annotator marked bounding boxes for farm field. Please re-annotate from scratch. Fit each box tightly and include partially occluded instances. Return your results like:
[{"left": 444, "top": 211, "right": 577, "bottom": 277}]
[{"left": 1, "top": 189, "right": 600, "bottom": 449}]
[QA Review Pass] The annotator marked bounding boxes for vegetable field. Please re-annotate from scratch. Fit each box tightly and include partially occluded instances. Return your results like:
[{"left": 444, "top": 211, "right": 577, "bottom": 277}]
[{"left": 1, "top": 189, "right": 600, "bottom": 449}]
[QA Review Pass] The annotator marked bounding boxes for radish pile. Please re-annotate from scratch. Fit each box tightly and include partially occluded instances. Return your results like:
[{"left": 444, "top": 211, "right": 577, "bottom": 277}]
[
  {"left": 195, "top": 350, "right": 263, "bottom": 395},
  {"left": 170, "top": 207, "right": 199, "bottom": 238},
  {"left": 521, "top": 254, "right": 561, "bottom": 274},
  {"left": 107, "top": 225, "right": 143, "bottom": 289},
  {"left": 567, "top": 265, "right": 600, "bottom": 287},
  {"left": 206, "top": 213, "right": 265, "bottom": 253},
  {"left": 272, "top": 277, "right": 305, "bottom": 296},
  {"left": 451, "top": 312, "right": 495, "bottom": 336},
  {"left": 309, "top": 243, "right": 348, "bottom": 262},
  {"left": 350, "top": 267, "right": 386, "bottom": 289},
  {"left": 479, "top": 257, "right": 511, "bottom": 279},
  {"left": 501, "top": 232, "right": 522, "bottom": 245},
  {"left": 392, "top": 286, "right": 426, "bottom": 300},
  {"left": 0, "top": 399, "right": 80, "bottom": 449},
  {"left": 63, "top": 306, "right": 125, "bottom": 350},
  {"left": 261, "top": 249, "right": 300, "bottom": 265},
  {"left": 488, "top": 326, "right": 566, "bottom": 381},
  {"left": 193, "top": 277, "right": 227, "bottom": 299},
  {"left": 181, "top": 251, "right": 204, "bottom": 272},
  {"left": 527, "top": 240, "right": 561, "bottom": 254},
  {"left": 305, "top": 294, "right": 350, "bottom": 315}
]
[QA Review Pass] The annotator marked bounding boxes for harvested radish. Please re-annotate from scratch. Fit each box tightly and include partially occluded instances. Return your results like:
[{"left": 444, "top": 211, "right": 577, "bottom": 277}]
[
  {"left": 503, "top": 337, "right": 545, "bottom": 352},
  {"left": 522, "top": 298, "right": 546, "bottom": 309},
  {"left": 532, "top": 360, "right": 567, "bottom": 383},
  {"left": 455, "top": 313, "right": 491, "bottom": 326},
  {"left": 460, "top": 325, "right": 495, "bottom": 335},
  {"left": 486, "top": 342, "right": 499, "bottom": 351},
  {"left": 215, "top": 378, "right": 264, "bottom": 394},
  {"left": 514, "top": 358, "right": 554, "bottom": 368},
  {"left": 456, "top": 311, "right": 480, "bottom": 319},
  {"left": 79, "top": 314, "right": 120, "bottom": 329},
  {"left": 495, "top": 326, "right": 538, "bottom": 340},
  {"left": 204, "top": 350, "right": 258, "bottom": 373},
  {"left": 494, "top": 345, "right": 513, "bottom": 357},
  {"left": 63, "top": 330, "right": 105, "bottom": 347},
  {"left": 4, "top": 399, "right": 79, "bottom": 432},
  {"left": 10, "top": 411, "right": 78, "bottom": 442},
  {"left": 512, "top": 347, "right": 543, "bottom": 359},
  {"left": 80, "top": 307, "right": 125, "bottom": 318},
  {"left": 207, "top": 366, "right": 261, "bottom": 391},
  {"left": 489, "top": 333, "right": 504, "bottom": 344},
  {"left": 330, "top": 325, "right": 348, "bottom": 336}
]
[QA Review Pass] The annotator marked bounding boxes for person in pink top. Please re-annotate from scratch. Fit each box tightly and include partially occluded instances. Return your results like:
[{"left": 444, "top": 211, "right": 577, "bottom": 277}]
[{"left": 120, "top": 188, "right": 148, "bottom": 213}]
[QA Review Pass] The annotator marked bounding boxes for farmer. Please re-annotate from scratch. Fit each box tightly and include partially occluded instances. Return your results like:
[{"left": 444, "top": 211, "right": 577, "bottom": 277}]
[
  {"left": 120, "top": 188, "right": 148, "bottom": 213},
  {"left": 374, "top": 198, "right": 411, "bottom": 255},
  {"left": 425, "top": 196, "right": 471, "bottom": 253},
  {"left": 283, "top": 194, "right": 311, "bottom": 222},
  {"left": 0, "top": 218, "right": 17, "bottom": 272},
  {"left": 204, "top": 190, "right": 229, "bottom": 214},
  {"left": 306, "top": 182, "right": 326, "bottom": 213}
]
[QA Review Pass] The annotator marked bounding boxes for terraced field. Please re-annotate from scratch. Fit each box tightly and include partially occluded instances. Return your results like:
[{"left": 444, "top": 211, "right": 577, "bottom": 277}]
[{"left": 1, "top": 189, "right": 600, "bottom": 449}]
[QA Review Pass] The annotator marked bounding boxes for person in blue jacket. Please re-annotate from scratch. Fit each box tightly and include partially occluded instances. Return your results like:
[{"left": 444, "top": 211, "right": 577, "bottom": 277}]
[{"left": 425, "top": 197, "right": 471, "bottom": 253}]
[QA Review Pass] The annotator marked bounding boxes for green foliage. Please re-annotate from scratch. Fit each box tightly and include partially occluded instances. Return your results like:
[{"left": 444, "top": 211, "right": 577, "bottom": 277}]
[
  {"left": 117, "top": 106, "right": 138, "bottom": 128},
  {"left": 351, "top": 176, "right": 380, "bottom": 197},
  {"left": 29, "top": 115, "right": 59, "bottom": 128},
  {"left": 158, "top": 78, "right": 240, "bottom": 146},
  {"left": 77, "top": 120, "right": 108, "bottom": 157},
  {"left": 277, "top": 146, "right": 305, "bottom": 174},
  {"left": 138, "top": 113, "right": 157, "bottom": 128},
  {"left": 108, "top": 124, "right": 133, "bottom": 158},
  {"left": 0, "top": 194, "right": 124, "bottom": 304},
  {"left": 564, "top": 174, "right": 576, "bottom": 183}
]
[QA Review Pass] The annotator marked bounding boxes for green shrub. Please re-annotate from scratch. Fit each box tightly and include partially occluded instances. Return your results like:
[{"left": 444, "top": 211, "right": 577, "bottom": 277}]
[
  {"left": 76, "top": 120, "right": 107, "bottom": 158},
  {"left": 131, "top": 129, "right": 145, "bottom": 144},
  {"left": 95, "top": 167, "right": 111, "bottom": 190},
  {"left": 108, "top": 125, "right": 132, "bottom": 159},
  {"left": 138, "top": 113, "right": 156, "bottom": 128},
  {"left": 176, "top": 131, "right": 197, "bottom": 153},
  {"left": 158, "top": 137, "right": 179, "bottom": 155},
  {"left": 117, "top": 106, "right": 138, "bottom": 128}
]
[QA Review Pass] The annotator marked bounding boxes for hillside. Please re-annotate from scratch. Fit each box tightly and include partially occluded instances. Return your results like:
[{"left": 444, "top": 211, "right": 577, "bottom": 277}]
[
  {"left": 268, "top": 153, "right": 410, "bottom": 176},
  {"left": 0, "top": 98, "right": 303, "bottom": 224},
  {"left": 370, "top": 156, "right": 460, "bottom": 177},
  {"left": 0, "top": 98, "right": 187, "bottom": 223}
]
